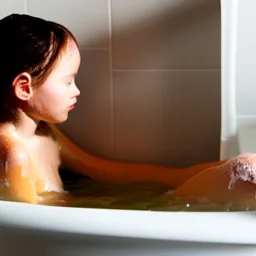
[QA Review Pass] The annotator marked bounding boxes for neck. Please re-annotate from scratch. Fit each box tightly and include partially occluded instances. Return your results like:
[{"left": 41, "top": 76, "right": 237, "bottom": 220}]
[{"left": 11, "top": 108, "right": 39, "bottom": 139}]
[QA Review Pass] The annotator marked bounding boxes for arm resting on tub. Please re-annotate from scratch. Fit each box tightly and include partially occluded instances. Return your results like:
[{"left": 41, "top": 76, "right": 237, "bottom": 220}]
[{"left": 48, "top": 124, "right": 226, "bottom": 188}]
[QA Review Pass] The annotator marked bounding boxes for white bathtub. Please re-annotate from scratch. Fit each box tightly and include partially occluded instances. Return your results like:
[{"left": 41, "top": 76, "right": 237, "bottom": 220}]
[
  {"left": 1, "top": 1, "right": 256, "bottom": 255},
  {"left": 0, "top": 200, "right": 256, "bottom": 256}
]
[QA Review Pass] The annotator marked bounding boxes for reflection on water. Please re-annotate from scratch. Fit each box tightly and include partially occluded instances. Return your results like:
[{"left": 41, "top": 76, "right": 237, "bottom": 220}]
[{"left": 41, "top": 170, "right": 256, "bottom": 212}]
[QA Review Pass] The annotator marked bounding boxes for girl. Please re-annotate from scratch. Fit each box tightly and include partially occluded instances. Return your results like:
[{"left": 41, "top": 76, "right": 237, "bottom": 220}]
[{"left": 0, "top": 13, "right": 255, "bottom": 206}]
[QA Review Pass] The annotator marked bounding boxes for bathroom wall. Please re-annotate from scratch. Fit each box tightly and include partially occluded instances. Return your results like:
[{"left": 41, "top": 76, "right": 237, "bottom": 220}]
[
  {"left": 235, "top": 0, "right": 256, "bottom": 128},
  {"left": 0, "top": 0, "right": 221, "bottom": 167}
]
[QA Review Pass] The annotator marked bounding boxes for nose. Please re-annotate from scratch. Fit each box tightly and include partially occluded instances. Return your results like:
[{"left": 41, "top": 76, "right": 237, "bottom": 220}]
[{"left": 72, "top": 83, "right": 81, "bottom": 97}]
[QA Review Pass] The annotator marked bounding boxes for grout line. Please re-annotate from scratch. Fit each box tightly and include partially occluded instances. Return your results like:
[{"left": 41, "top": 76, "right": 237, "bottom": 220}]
[
  {"left": 113, "top": 68, "right": 221, "bottom": 72},
  {"left": 237, "top": 115, "right": 256, "bottom": 118},
  {"left": 108, "top": 0, "right": 116, "bottom": 157},
  {"left": 24, "top": 0, "right": 28, "bottom": 14},
  {"left": 79, "top": 46, "right": 109, "bottom": 51}
]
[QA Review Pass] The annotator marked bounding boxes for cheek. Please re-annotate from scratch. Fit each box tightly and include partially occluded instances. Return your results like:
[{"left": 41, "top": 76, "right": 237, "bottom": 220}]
[
  {"left": 30, "top": 90, "right": 59, "bottom": 112},
  {"left": 39, "top": 84, "right": 68, "bottom": 104},
  {"left": 49, "top": 83, "right": 67, "bottom": 95}
]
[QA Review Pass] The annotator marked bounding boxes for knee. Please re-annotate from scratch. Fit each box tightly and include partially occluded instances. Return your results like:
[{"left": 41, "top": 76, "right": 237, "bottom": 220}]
[
  {"left": 227, "top": 153, "right": 256, "bottom": 188},
  {"left": 235, "top": 153, "right": 256, "bottom": 160}
]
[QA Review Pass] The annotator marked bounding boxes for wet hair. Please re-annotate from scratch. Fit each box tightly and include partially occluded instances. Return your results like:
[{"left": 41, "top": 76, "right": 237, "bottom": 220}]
[{"left": 0, "top": 13, "right": 78, "bottom": 118}]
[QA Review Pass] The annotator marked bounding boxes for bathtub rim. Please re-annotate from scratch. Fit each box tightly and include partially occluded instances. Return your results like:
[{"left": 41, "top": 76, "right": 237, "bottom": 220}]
[{"left": 0, "top": 200, "right": 255, "bottom": 245}]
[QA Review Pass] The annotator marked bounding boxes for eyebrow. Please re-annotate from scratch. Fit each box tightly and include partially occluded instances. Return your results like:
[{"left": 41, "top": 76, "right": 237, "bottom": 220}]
[{"left": 65, "top": 72, "right": 77, "bottom": 77}]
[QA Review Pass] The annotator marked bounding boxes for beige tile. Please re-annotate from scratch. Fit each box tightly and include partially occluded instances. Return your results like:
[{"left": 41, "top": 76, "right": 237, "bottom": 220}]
[
  {"left": 161, "top": 70, "right": 221, "bottom": 166},
  {"left": 59, "top": 49, "right": 114, "bottom": 159},
  {"left": 112, "top": 0, "right": 220, "bottom": 69},
  {"left": 113, "top": 70, "right": 221, "bottom": 167},
  {"left": 113, "top": 71, "right": 163, "bottom": 164},
  {"left": 27, "top": 0, "right": 109, "bottom": 48},
  {"left": 0, "top": 0, "right": 25, "bottom": 18}
]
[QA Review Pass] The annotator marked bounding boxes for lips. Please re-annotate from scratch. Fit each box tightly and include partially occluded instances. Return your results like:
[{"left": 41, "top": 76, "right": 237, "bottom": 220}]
[{"left": 68, "top": 100, "right": 77, "bottom": 110}]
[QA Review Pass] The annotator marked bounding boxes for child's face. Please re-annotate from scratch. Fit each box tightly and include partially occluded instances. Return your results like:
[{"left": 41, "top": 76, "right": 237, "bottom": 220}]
[{"left": 28, "top": 39, "right": 81, "bottom": 123}]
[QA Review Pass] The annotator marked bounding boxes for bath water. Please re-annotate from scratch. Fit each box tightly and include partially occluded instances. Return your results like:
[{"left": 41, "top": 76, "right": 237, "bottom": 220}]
[{"left": 41, "top": 170, "right": 256, "bottom": 212}]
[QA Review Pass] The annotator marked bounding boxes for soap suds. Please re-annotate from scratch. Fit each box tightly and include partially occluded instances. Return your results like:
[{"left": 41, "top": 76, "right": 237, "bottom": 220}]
[{"left": 228, "top": 154, "right": 256, "bottom": 189}]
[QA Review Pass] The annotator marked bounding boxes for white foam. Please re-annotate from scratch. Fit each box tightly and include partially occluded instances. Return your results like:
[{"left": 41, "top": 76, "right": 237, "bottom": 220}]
[{"left": 228, "top": 154, "right": 256, "bottom": 189}]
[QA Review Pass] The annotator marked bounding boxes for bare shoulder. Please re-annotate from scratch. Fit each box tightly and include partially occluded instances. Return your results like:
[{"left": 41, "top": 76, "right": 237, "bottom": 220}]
[
  {"left": 0, "top": 134, "right": 37, "bottom": 203},
  {"left": 6, "top": 144, "right": 30, "bottom": 167},
  {"left": 2, "top": 141, "right": 30, "bottom": 171},
  {"left": 0, "top": 125, "right": 29, "bottom": 166}
]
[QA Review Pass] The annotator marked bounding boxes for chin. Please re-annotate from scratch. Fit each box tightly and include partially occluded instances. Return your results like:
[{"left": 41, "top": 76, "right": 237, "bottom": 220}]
[
  {"left": 53, "top": 117, "right": 68, "bottom": 124},
  {"left": 43, "top": 114, "right": 68, "bottom": 124}
]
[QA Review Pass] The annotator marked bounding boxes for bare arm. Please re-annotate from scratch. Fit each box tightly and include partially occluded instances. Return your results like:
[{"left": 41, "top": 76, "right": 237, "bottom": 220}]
[
  {"left": 48, "top": 124, "right": 226, "bottom": 188},
  {"left": 5, "top": 148, "right": 38, "bottom": 204},
  {"left": 47, "top": 124, "right": 177, "bottom": 185}
]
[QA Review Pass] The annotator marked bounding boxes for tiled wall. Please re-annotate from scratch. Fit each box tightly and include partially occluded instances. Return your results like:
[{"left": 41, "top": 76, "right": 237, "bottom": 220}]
[
  {"left": 0, "top": 0, "right": 221, "bottom": 167},
  {"left": 236, "top": 1, "right": 256, "bottom": 128}
]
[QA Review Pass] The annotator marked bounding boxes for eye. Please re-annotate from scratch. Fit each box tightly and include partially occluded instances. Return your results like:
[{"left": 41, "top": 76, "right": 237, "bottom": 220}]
[{"left": 67, "top": 80, "right": 74, "bottom": 85}]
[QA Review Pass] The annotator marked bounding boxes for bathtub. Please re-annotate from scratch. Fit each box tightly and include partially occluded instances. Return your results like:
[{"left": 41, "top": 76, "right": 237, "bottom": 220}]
[
  {"left": 1, "top": 1, "right": 255, "bottom": 255},
  {"left": 0, "top": 200, "right": 256, "bottom": 256}
]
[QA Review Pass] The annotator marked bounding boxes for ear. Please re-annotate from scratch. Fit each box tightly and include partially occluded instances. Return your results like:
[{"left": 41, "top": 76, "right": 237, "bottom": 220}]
[{"left": 12, "top": 72, "right": 33, "bottom": 101}]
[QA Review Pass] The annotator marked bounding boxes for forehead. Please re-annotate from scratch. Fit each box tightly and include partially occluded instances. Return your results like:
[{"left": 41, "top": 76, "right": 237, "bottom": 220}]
[
  {"left": 67, "top": 39, "right": 75, "bottom": 57},
  {"left": 55, "top": 40, "right": 81, "bottom": 73}
]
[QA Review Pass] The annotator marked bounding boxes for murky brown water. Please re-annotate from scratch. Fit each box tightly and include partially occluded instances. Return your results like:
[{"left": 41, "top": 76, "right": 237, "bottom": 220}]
[{"left": 41, "top": 170, "right": 256, "bottom": 212}]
